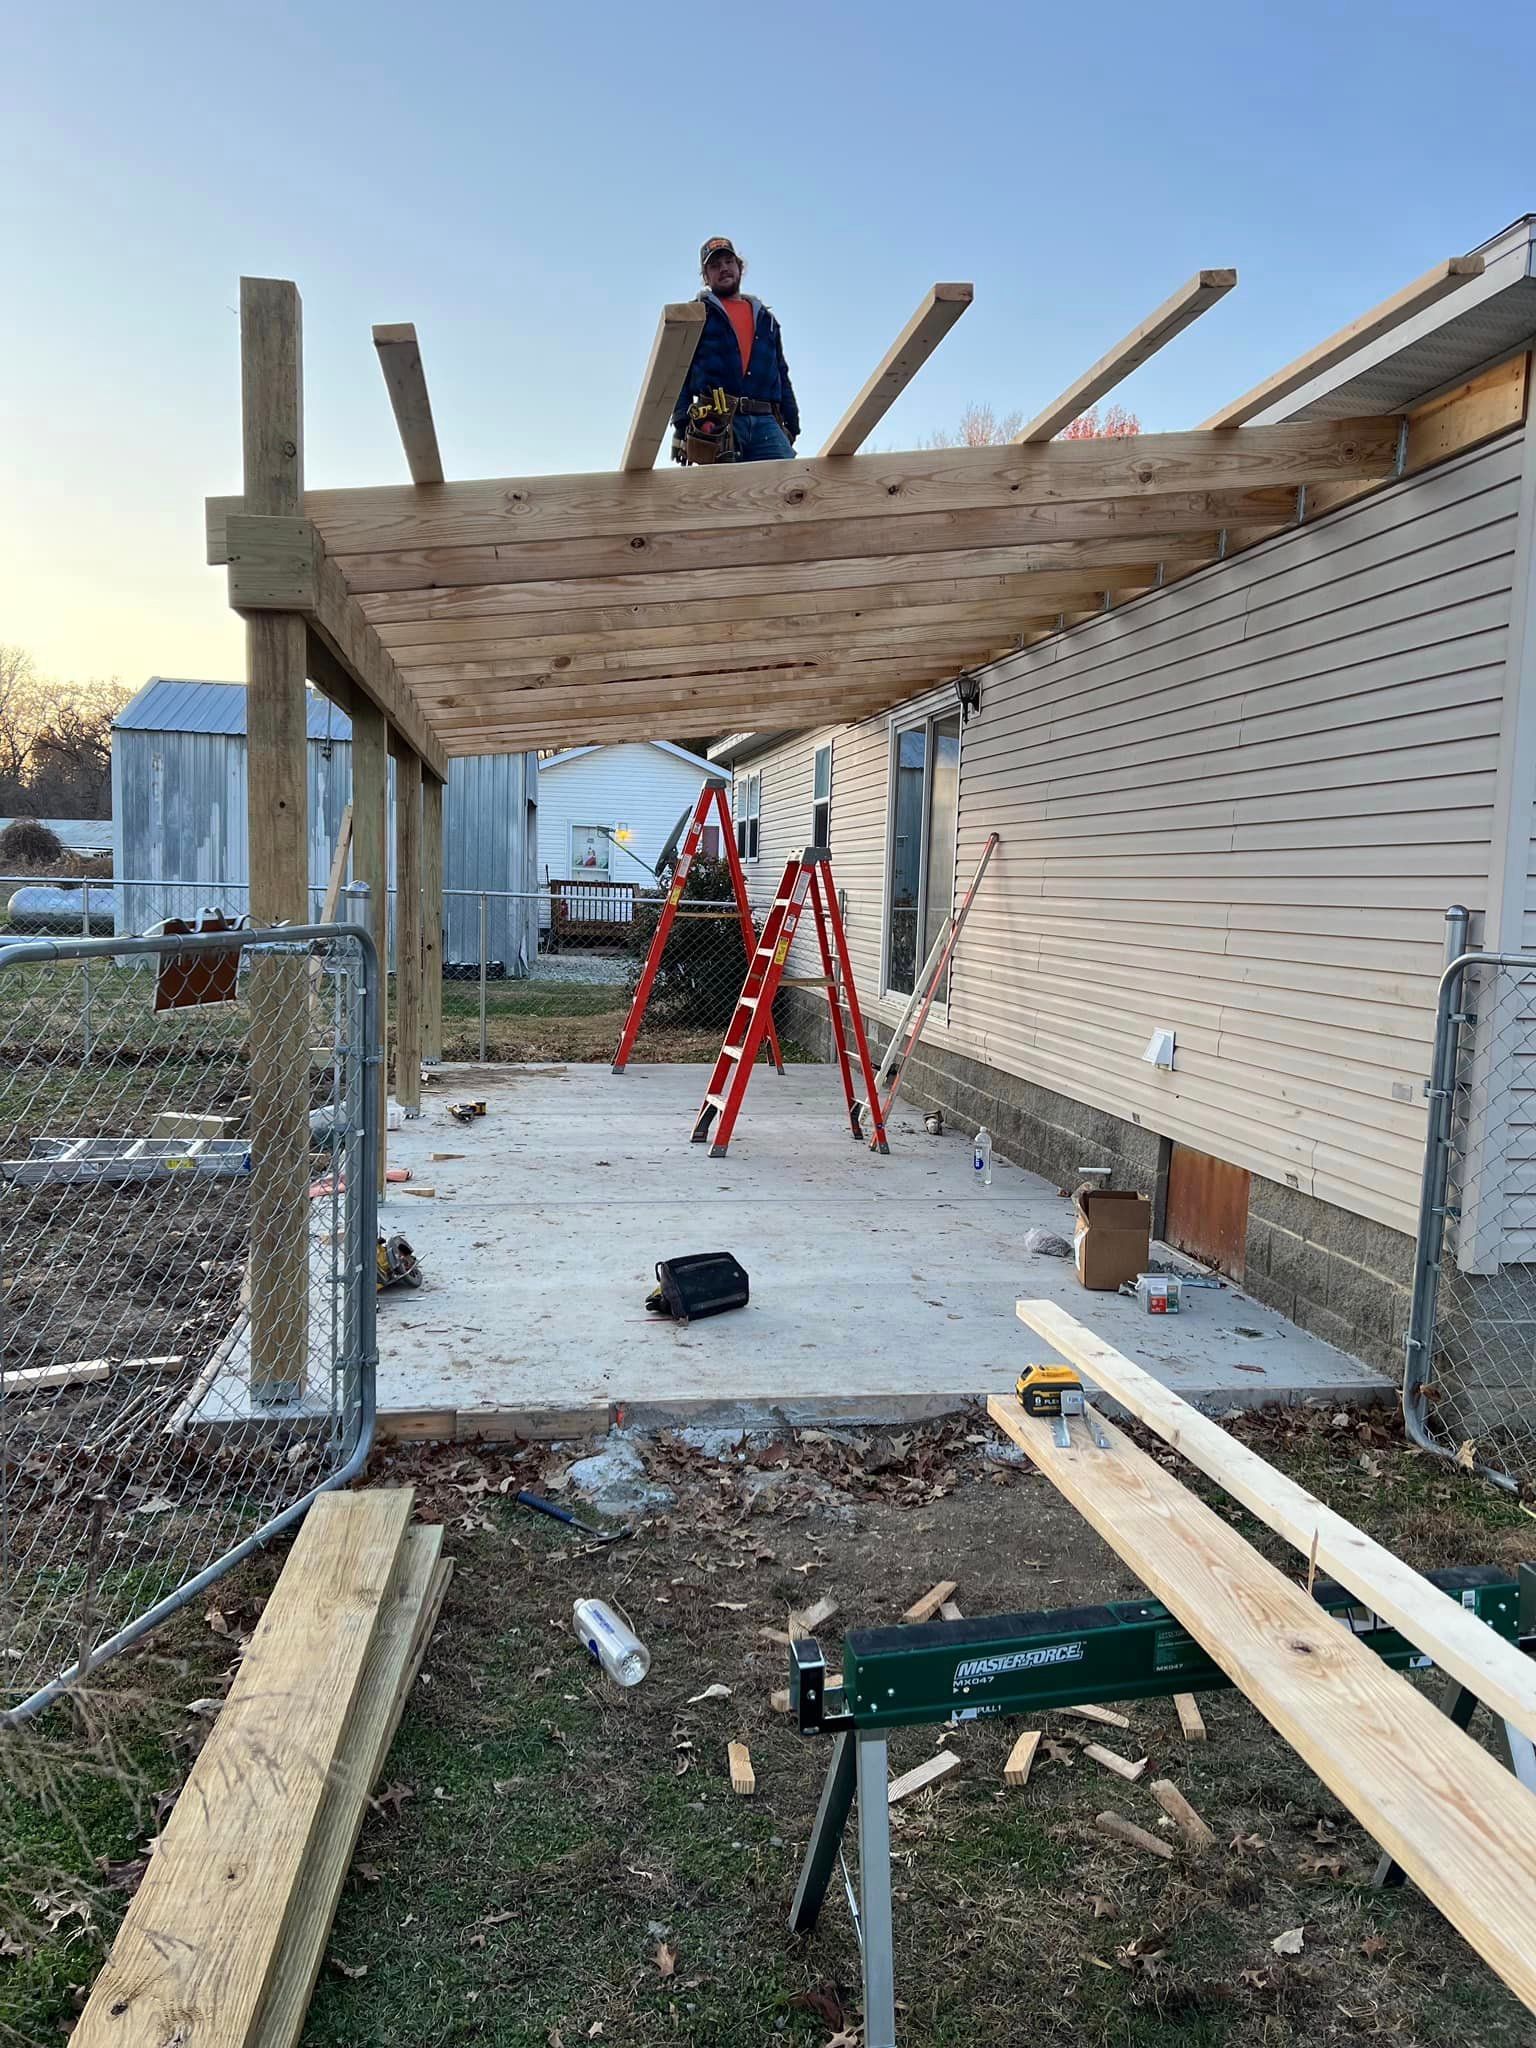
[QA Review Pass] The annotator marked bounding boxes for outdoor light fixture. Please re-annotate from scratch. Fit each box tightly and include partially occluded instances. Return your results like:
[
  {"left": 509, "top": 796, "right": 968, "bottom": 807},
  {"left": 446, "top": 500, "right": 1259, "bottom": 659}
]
[{"left": 955, "top": 671, "right": 983, "bottom": 723}]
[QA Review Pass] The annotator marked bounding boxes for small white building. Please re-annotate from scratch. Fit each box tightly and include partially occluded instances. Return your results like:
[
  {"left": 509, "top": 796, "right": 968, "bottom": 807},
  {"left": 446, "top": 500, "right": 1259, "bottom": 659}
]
[{"left": 535, "top": 742, "right": 723, "bottom": 914}]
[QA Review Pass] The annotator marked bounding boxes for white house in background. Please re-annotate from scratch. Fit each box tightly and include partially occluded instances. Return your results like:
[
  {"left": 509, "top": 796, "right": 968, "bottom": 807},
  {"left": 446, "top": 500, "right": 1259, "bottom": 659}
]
[{"left": 535, "top": 742, "right": 723, "bottom": 903}]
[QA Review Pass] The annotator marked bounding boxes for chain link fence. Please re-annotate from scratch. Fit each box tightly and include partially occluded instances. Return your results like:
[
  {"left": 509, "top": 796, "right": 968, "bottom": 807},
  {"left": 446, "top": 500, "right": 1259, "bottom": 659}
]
[
  {"left": 0, "top": 922, "right": 378, "bottom": 1722},
  {"left": 1406, "top": 944, "right": 1536, "bottom": 1494}
]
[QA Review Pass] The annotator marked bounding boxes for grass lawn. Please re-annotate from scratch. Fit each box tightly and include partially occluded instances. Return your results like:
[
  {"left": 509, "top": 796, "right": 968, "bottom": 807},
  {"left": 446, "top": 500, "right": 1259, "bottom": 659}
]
[{"left": 4, "top": 1408, "right": 1534, "bottom": 2047}]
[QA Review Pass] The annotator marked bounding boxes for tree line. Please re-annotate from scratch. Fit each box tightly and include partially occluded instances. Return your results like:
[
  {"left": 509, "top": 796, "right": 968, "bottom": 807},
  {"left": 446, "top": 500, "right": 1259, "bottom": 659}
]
[{"left": 0, "top": 646, "right": 129, "bottom": 819}]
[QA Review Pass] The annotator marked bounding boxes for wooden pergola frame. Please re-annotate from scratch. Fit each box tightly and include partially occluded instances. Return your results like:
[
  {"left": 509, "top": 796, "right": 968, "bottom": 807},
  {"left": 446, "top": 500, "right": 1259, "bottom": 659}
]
[{"left": 221, "top": 255, "right": 1523, "bottom": 1392}]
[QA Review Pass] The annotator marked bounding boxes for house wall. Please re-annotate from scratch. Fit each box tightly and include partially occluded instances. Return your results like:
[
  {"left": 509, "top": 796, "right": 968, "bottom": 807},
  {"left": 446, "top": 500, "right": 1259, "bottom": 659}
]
[
  {"left": 738, "top": 430, "right": 1528, "bottom": 1367},
  {"left": 537, "top": 744, "right": 717, "bottom": 899}
]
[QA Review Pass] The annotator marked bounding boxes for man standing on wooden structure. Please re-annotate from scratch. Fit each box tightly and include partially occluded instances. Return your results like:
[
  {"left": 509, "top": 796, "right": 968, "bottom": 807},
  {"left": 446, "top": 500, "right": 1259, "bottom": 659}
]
[{"left": 671, "top": 237, "right": 801, "bottom": 464}]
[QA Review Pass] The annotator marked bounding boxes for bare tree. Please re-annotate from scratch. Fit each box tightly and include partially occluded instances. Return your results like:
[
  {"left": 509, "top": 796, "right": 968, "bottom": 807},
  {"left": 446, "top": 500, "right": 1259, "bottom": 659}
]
[
  {"left": 921, "top": 400, "right": 1142, "bottom": 448},
  {"left": 0, "top": 651, "right": 128, "bottom": 817}
]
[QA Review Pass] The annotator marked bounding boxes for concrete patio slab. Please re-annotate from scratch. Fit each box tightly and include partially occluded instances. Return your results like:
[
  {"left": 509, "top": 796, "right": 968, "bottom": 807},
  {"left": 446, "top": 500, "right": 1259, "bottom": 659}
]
[{"left": 371, "top": 1062, "right": 1390, "bottom": 1434}]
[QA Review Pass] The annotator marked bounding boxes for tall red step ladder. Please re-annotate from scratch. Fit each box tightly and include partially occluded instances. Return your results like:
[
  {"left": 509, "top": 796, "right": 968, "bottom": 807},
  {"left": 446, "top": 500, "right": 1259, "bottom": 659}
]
[
  {"left": 692, "top": 848, "right": 889, "bottom": 1159},
  {"left": 858, "top": 831, "right": 999, "bottom": 1141},
  {"left": 612, "top": 779, "right": 783, "bottom": 1076}
]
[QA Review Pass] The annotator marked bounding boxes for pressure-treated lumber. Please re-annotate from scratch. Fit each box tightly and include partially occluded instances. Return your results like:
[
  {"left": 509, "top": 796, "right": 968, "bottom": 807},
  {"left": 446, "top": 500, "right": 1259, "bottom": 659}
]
[
  {"left": 902, "top": 1580, "right": 958, "bottom": 1624},
  {"left": 421, "top": 774, "right": 443, "bottom": 1063},
  {"left": 394, "top": 749, "right": 423, "bottom": 1111},
  {"left": 821, "top": 283, "right": 974, "bottom": 456},
  {"left": 987, "top": 1390, "right": 1536, "bottom": 2014},
  {"left": 242, "top": 278, "right": 311, "bottom": 1402},
  {"left": 5, "top": 1355, "right": 182, "bottom": 1391},
  {"left": 347, "top": 693, "right": 390, "bottom": 1192},
  {"left": 1200, "top": 254, "right": 1485, "bottom": 428},
  {"left": 1003, "top": 1730, "right": 1041, "bottom": 1787},
  {"left": 1015, "top": 1299, "right": 1536, "bottom": 1753},
  {"left": 75, "top": 1489, "right": 416, "bottom": 2047},
  {"left": 251, "top": 1527, "right": 449, "bottom": 2048},
  {"left": 208, "top": 418, "right": 1399, "bottom": 562},
  {"left": 622, "top": 301, "right": 707, "bottom": 470},
  {"left": 1064, "top": 1703, "right": 1130, "bottom": 1729},
  {"left": 1150, "top": 1777, "right": 1215, "bottom": 1855},
  {"left": 728, "top": 1741, "right": 756, "bottom": 1796},
  {"left": 1096, "top": 1810, "right": 1176, "bottom": 1861},
  {"left": 1015, "top": 269, "right": 1237, "bottom": 443},
  {"left": 1173, "top": 1693, "right": 1207, "bottom": 1741},
  {"left": 318, "top": 802, "right": 353, "bottom": 923},
  {"left": 373, "top": 323, "right": 445, "bottom": 485},
  {"left": 1083, "top": 1742, "right": 1147, "bottom": 1782},
  {"left": 887, "top": 1749, "right": 965, "bottom": 1805}
]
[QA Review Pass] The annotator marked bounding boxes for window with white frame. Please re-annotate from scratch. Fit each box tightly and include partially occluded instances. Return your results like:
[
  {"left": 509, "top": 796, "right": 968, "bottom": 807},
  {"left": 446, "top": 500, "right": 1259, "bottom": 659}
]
[
  {"left": 736, "top": 772, "right": 761, "bottom": 860},
  {"left": 812, "top": 744, "right": 832, "bottom": 848},
  {"left": 885, "top": 710, "right": 961, "bottom": 998}
]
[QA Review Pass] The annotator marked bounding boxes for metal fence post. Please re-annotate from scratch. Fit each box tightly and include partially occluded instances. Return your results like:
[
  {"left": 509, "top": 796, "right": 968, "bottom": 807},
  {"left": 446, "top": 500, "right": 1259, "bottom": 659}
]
[
  {"left": 79, "top": 887, "right": 93, "bottom": 1061},
  {"left": 479, "top": 891, "right": 489, "bottom": 1062}
]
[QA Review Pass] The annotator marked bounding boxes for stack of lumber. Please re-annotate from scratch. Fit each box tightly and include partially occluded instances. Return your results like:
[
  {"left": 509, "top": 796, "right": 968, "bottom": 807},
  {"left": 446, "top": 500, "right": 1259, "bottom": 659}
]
[
  {"left": 990, "top": 1302, "right": 1536, "bottom": 2019},
  {"left": 75, "top": 1488, "right": 450, "bottom": 2048}
]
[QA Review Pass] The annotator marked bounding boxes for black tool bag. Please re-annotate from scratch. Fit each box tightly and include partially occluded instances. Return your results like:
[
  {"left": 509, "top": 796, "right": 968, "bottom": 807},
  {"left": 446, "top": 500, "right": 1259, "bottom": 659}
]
[{"left": 646, "top": 1252, "right": 750, "bottom": 1324}]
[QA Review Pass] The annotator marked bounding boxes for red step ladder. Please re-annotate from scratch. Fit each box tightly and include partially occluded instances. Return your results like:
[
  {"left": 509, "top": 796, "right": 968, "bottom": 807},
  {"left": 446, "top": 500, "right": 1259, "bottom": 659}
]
[
  {"left": 692, "top": 848, "right": 889, "bottom": 1159},
  {"left": 612, "top": 780, "right": 783, "bottom": 1076}
]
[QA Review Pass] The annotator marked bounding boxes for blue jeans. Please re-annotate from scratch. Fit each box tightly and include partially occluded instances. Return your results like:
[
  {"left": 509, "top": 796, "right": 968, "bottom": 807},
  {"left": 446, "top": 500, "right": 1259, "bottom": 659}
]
[{"left": 729, "top": 412, "right": 795, "bottom": 461}]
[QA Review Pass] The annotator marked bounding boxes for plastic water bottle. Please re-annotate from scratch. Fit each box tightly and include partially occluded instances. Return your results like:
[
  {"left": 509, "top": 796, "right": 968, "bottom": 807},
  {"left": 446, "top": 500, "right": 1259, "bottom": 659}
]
[
  {"left": 571, "top": 1597, "right": 651, "bottom": 1687},
  {"left": 973, "top": 1126, "right": 993, "bottom": 1186}
]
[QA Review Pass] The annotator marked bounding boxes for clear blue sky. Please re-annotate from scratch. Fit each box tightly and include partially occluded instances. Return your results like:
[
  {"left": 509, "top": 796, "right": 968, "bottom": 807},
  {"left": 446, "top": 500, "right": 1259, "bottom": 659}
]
[{"left": 3, "top": 0, "right": 1533, "bottom": 686}]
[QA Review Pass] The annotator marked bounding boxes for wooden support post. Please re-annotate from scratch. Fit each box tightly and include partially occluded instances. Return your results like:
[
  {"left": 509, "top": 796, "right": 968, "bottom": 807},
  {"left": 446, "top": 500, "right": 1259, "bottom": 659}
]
[
  {"left": 240, "top": 277, "right": 310, "bottom": 1402},
  {"left": 394, "top": 749, "right": 423, "bottom": 1111},
  {"left": 348, "top": 694, "right": 390, "bottom": 1192},
  {"left": 421, "top": 773, "right": 444, "bottom": 1063}
]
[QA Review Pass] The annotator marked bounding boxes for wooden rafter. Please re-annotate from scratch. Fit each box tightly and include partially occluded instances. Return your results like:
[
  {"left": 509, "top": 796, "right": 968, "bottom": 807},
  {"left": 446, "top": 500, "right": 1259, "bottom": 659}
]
[
  {"left": 373, "top": 323, "right": 445, "bottom": 484},
  {"left": 1200, "top": 254, "right": 1485, "bottom": 429},
  {"left": 621, "top": 301, "right": 707, "bottom": 471},
  {"left": 1015, "top": 269, "right": 1237, "bottom": 443},
  {"left": 820, "top": 283, "right": 974, "bottom": 456}
]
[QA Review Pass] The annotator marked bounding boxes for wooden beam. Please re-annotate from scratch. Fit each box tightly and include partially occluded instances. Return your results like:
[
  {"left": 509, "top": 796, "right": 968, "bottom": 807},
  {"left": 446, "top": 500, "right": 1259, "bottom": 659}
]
[
  {"left": 399, "top": 629, "right": 1029, "bottom": 688},
  {"left": 207, "top": 418, "right": 1397, "bottom": 562},
  {"left": 1016, "top": 269, "right": 1237, "bottom": 443},
  {"left": 225, "top": 512, "right": 450, "bottom": 781},
  {"left": 74, "top": 1490, "right": 415, "bottom": 2048},
  {"left": 421, "top": 774, "right": 443, "bottom": 1063},
  {"left": 394, "top": 750, "right": 423, "bottom": 1112},
  {"left": 307, "top": 491, "right": 1305, "bottom": 594},
  {"left": 240, "top": 277, "right": 310, "bottom": 1403},
  {"left": 621, "top": 300, "right": 707, "bottom": 471},
  {"left": 820, "top": 282, "right": 974, "bottom": 456},
  {"left": 347, "top": 693, "right": 390, "bottom": 1194},
  {"left": 1200, "top": 255, "right": 1486, "bottom": 429},
  {"left": 987, "top": 1391, "right": 1536, "bottom": 2015},
  {"left": 356, "top": 535, "right": 1218, "bottom": 626},
  {"left": 1015, "top": 1299, "right": 1536, "bottom": 1752},
  {"left": 373, "top": 322, "right": 445, "bottom": 485}
]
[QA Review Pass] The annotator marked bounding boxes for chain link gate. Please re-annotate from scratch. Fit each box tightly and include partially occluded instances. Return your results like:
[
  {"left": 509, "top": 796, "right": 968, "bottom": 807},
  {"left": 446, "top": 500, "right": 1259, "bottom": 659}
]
[
  {"left": 0, "top": 923, "right": 379, "bottom": 1722},
  {"left": 1406, "top": 938, "right": 1536, "bottom": 1493}
]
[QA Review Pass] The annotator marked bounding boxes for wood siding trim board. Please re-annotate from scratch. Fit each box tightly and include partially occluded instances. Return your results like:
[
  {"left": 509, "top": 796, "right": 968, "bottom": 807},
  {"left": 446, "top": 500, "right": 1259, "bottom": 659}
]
[{"left": 737, "top": 431, "right": 1526, "bottom": 1236}]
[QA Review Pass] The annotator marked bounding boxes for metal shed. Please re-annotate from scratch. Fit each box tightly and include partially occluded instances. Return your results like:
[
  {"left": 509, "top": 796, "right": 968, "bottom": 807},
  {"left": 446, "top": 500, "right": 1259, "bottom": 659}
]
[{"left": 111, "top": 678, "right": 538, "bottom": 970}]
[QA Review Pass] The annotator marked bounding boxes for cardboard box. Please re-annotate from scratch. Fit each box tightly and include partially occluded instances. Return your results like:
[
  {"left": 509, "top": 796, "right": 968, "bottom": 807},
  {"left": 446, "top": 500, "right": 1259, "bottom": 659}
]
[{"left": 1074, "top": 1187, "right": 1152, "bottom": 1292}]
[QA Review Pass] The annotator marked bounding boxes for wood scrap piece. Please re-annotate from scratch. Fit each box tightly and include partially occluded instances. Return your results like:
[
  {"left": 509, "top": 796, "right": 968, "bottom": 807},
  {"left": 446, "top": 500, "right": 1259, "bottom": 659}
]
[
  {"left": 789, "top": 1594, "right": 838, "bottom": 1638},
  {"left": 1064, "top": 1703, "right": 1130, "bottom": 1729},
  {"left": 938, "top": 1599, "right": 964, "bottom": 1621},
  {"left": 8, "top": 1354, "right": 184, "bottom": 1392},
  {"left": 770, "top": 1688, "right": 791, "bottom": 1714},
  {"left": 75, "top": 1488, "right": 416, "bottom": 2048},
  {"left": 1150, "top": 1778, "right": 1215, "bottom": 1855},
  {"left": 1003, "top": 1730, "right": 1041, "bottom": 1788},
  {"left": 1097, "top": 1810, "right": 1176, "bottom": 1861},
  {"left": 759, "top": 1626, "right": 793, "bottom": 1649},
  {"left": 988, "top": 1388, "right": 1536, "bottom": 2016},
  {"left": 253, "top": 1532, "right": 449, "bottom": 2048},
  {"left": 1083, "top": 1742, "right": 1148, "bottom": 1782},
  {"left": 902, "top": 1580, "right": 958, "bottom": 1625},
  {"left": 728, "top": 1741, "right": 756, "bottom": 1796},
  {"left": 1174, "top": 1693, "right": 1207, "bottom": 1742},
  {"left": 887, "top": 1749, "right": 966, "bottom": 1806}
]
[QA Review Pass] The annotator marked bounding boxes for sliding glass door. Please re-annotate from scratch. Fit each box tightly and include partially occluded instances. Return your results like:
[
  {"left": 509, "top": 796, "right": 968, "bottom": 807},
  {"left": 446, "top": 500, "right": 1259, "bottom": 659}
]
[{"left": 885, "top": 710, "right": 961, "bottom": 998}]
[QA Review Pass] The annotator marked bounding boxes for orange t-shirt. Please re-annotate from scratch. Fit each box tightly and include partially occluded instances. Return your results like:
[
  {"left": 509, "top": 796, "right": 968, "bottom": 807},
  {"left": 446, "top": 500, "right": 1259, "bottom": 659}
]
[{"left": 721, "top": 296, "right": 755, "bottom": 374}]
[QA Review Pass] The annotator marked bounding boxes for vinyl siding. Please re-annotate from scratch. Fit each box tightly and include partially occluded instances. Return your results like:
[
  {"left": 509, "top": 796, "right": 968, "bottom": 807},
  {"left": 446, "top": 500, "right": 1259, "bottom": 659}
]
[
  {"left": 742, "top": 431, "right": 1524, "bottom": 1236},
  {"left": 538, "top": 743, "right": 715, "bottom": 897}
]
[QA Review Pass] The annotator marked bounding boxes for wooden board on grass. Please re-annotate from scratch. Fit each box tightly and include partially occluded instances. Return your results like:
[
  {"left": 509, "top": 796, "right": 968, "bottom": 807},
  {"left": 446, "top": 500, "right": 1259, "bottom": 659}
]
[
  {"left": 887, "top": 1750, "right": 965, "bottom": 1805},
  {"left": 252, "top": 1528, "right": 449, "bottom": 2048},
  {"left": 75, "top": 1488, "right": 416, "bottom": 2048},
  {"left": 988, "top": 1391, "right": 1536, "bottom": 2015}
]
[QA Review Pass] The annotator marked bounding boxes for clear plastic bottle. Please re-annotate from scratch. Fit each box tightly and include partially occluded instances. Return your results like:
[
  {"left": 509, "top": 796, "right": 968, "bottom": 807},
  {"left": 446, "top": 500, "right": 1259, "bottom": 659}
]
[
  {"left": 571, "top": 1597, "right": 651, "bottom": 1687},
  {"left": 973, "top": 1126, "right": 993, "bottom": 1186}
]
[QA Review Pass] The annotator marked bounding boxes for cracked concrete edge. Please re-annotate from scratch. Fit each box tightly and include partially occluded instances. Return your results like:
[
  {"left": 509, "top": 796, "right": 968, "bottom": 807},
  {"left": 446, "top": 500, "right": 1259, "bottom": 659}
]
[{"left": 373, "top": 1373, "right": 1394, "bottom": 1445}]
